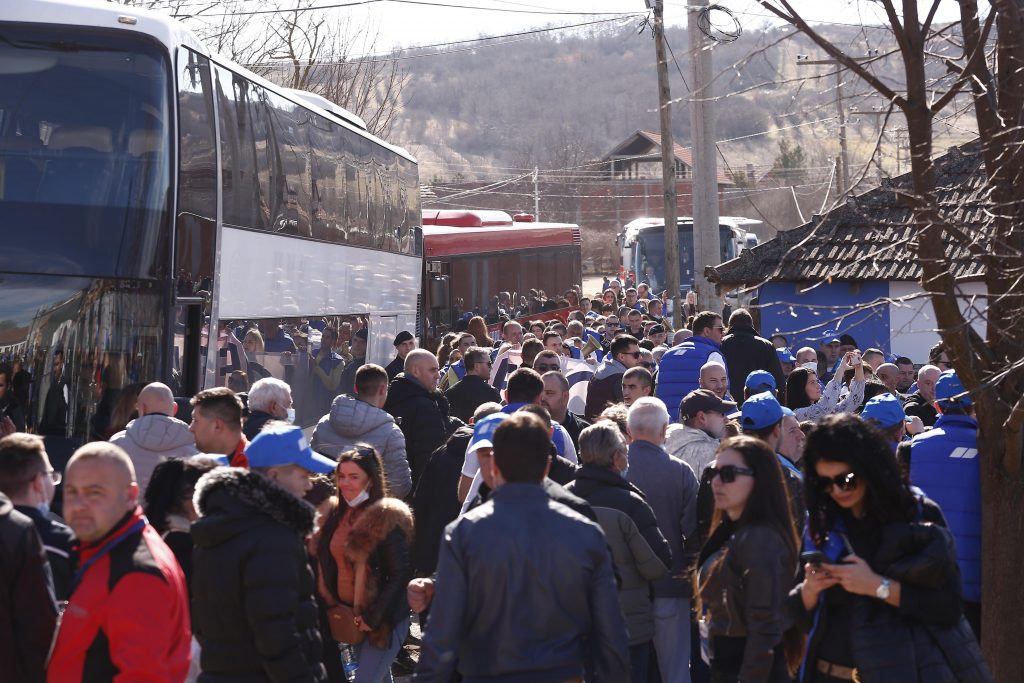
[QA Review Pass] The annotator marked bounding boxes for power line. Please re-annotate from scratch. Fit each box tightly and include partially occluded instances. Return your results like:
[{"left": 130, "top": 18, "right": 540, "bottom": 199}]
[
  {"left": 175, "top": 0, "right": 638, "bottom": 18},
  {"left": 239, "top": 15, "right": 640, "bottom": 65}
]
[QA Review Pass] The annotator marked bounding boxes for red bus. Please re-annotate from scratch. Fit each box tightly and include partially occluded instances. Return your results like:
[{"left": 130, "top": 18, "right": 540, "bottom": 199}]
[{"left": 422, "top": 210, "right": 582, "bottom": 344}]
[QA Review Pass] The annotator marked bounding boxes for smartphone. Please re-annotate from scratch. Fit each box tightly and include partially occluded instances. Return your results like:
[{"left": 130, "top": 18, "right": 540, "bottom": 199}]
[
  {"left": 851, "top": 352, "right": 863, "bottom": 366},
  {"left": 800, "top": 550, "right": 828, "bottom": 567}
]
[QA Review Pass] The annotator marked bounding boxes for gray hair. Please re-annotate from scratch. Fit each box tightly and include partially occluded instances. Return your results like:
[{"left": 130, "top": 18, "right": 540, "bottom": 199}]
[
  {"left": 918, "top": 364, "right": 940, "bottom": 380},
  {"left": 542, "top": 371, "right": 569, "bottom": 392},
  {"left": 627, "top": 397, "right": 670, "bottom": 436},
  {"left": 579, "top": 421, "right": 627, "bottom": 469},
  {"left": 247, "top": 377, "right": 292, "bottom": 412}
]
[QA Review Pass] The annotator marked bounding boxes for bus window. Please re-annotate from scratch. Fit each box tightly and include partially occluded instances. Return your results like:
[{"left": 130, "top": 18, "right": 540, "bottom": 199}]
[{"left": 0, "top": 26, "right": 172, "bottom": 279}]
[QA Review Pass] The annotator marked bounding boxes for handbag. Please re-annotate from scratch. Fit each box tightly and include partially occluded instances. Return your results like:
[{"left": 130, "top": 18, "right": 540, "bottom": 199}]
[{"left": 326, "top": 561, "right": 369, "bottom": 645}]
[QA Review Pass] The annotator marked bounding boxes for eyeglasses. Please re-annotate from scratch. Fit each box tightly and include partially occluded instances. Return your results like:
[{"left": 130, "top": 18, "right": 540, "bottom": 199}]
[
  {"left": 707, "top": 465, "right": 754, "bottom": 483},
  {"left": 606, "top": 322, "right": 619, "bottom": 327},
  {"left": 623, "top": 351, "right": 642, "bottom": 359},
  {"left": 712, "top": 326, "right": 725, "bottom": 331},
  {"left": 816, "top": 471, "right": 859, "bottom": 493},
  {"left": 37, "top": 470, "right": 61, "bottom": 486}
]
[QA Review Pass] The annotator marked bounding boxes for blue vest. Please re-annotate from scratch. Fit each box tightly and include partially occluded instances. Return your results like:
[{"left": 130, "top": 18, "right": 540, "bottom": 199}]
[
  {"left": 909, "top": 413, "right": 981, "bottom": 602},
  {"left": 655, "top": 335, "right": 723, "bottom": 421}
]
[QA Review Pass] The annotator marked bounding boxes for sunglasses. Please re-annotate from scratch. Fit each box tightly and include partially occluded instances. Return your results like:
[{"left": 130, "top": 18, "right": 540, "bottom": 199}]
[
  {"left": 708, "top": 464, "right": 754, "bottom": 483},
  {"left": 622, "top": 351, "right": 642, "bottom": 359},
  {"left": 641, "top": 362, "right": 657, "bottom": 370},
  {"left": 817, "top": 471, "right": 859, "bottom": 493}
]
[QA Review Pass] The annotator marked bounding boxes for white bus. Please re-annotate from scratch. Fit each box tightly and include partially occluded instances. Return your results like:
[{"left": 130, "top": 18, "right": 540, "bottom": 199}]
[
  {"left": 618, "top": 216, "right": 761, "bottom": 293},
  {"left": 0, "top": 0, "right": 421, "bottom": 452}
]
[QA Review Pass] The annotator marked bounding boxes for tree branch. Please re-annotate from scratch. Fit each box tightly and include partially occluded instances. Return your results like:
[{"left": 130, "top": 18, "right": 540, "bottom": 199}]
[
  {"left": 931, "top": 10, "right": 996, "bottom": 114},
  {"left": 1003, "top": 392, "right": 1024, "bottom": 475}
]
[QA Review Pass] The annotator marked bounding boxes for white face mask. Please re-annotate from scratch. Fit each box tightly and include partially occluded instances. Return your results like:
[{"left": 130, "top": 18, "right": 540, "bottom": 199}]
[
  {"left": 286, "top": 407, "right": 296, "bottom": 424},
  {"left": 345, "top": 487, "right": 370, "bottom": 508}
]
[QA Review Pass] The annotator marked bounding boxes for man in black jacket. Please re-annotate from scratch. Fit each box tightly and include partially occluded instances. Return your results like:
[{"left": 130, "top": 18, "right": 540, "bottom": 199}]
[
  {"left": 416, "top": 412, "right": 629, "bottom": 682},
  {"left": 720, "top": 308, "right": 784, "bottom": 407},
  {"left": 386, "top": 331, "right": 417, "bottom": 382},
  {"left": 0, "top": 433, "right": 73, "bottom": 600},
  {"left": 444, "top": 347, "right": 501, "bottom": 423},
  {"left": 386, "top": 350, "right": 461, "bottom": 487},
  {"left": 191, "top": 425, "right": 335, "bottom": 682},
  {"left": 0, "top": 491, "right": 56, "bottom": 683}
]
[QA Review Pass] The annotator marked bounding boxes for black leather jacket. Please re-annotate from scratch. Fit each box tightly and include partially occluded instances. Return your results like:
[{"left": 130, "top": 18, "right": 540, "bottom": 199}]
[
  {"left": 416, "top": 482, "right": 629, "bottom": 683},
  {"left": 697, "top": 520, "right": 797, "bottom": 682}
]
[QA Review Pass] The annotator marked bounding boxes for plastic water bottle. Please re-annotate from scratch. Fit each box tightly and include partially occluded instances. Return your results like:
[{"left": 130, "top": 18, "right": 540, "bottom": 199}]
[{"left": 340, "top": 644, "right": 359, "bottom": 682}]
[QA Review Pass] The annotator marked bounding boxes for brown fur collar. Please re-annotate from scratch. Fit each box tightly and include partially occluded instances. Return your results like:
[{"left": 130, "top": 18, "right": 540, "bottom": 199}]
[{"left": 344, "top": 497, "right": 414, "bottom": 564}]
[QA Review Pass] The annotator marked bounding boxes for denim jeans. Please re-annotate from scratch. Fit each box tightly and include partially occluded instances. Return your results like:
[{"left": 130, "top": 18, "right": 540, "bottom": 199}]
[
  {"left": 653, "top": 597, "right": 692, "bottom": 683},
  {"left": 354, "top": 616, "right": 410, "bottom": 683}
]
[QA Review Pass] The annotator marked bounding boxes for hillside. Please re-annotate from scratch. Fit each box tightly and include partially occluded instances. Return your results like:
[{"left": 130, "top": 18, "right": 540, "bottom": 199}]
[{"left": 390, "top": 21, "right": 978, "bottom": 188}]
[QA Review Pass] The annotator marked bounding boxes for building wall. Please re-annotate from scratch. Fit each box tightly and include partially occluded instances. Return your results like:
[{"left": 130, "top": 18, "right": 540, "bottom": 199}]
[
  {"left": 757, "top": 280, "right": 891, "bottom": 354},
  {"left": 888, "top": 281, "right": 987, "bottom": 361},
  {"left": 755, "top": 280, "right": 988, "bottom": 364}
]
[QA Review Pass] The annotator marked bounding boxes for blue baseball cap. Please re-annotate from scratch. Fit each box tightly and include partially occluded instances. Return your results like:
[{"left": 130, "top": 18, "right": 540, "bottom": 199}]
[
  {"left": 861, "top": 393, "right": 910, "bottom": 428},
  {"left": 244, "top": 424, "right": 336, "bottom": 474},
  {"left": 467, "top": 413, "right": 508, "bottom": 456},
  {"left": 744, "top": 370, "right": 777, "bottom": 392},
  {"left": 935, "top": 370, "right": 972, "bottom": 406},
  {"left": 776, "top": 348, "right": 796, "bottom": 364},
  {"left": 735, "top": 392, "right": 794, "bottom": 431}
]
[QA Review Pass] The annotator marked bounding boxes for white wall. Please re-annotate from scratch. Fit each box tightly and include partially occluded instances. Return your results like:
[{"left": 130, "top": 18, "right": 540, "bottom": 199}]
[{"left": 888, "top": 281, "right": 987, "bottom": 362}]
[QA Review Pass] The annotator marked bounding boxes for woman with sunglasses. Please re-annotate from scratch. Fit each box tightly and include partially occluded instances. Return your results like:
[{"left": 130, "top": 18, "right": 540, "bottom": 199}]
[
  {"left": 696, "top": 435, "right": 801, "bottom": 683},
  {"left": 312, "top": 447, "right": 415, "bottom": 683},
  {"left": 791, "top": 414, "right": 990, "bottom": 683}
]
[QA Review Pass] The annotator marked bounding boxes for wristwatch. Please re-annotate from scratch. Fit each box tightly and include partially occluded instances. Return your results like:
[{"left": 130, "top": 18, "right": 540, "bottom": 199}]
[{"left": 875, "top": 577, "right": 891, "bottom": 600}]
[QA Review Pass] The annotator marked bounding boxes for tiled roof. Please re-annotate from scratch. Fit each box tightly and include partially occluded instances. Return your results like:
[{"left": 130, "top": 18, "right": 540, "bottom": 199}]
[
  {"left": 707, "top": 141, "right": 988, "bottom": 285},
  {"left": 605, "top": 130, "right": 734, "bottom": 185}
]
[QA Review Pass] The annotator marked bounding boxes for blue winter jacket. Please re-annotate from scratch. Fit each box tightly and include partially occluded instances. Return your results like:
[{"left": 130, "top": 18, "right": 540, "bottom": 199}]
[
  {"left": 910, "top": 413, "right": 981, "bottom": 602},
  {"left": 655, "top": 335, "right": 724, "bottom": 420}
]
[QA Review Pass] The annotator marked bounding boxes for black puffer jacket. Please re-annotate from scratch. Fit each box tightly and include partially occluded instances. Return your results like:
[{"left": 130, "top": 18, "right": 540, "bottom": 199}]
[
  {"left": 566, "top": 465, "right": 672, "bottom": 645},
  {"left": 384, "top": 374, "right": 460, "bottom": 485},
  {"left": 412, "top": 426, "right": 473, "bottom": 577},
  {"left": 720, "top": 324, "right": 785, "bottom": 406},
  {"left": 788, "top": 503, "right": 992, "bottom": 683},
  {"left": 191, "top": 469, "right": 327, "bottom": 683}
]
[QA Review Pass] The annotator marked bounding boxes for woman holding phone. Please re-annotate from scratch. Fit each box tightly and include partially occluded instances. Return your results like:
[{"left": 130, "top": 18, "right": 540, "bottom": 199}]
[
  {"left": 784, "top": 352, "right": 865, "bottom": 423},
  {"left": 791, "top": 414, "right": 990, "bottom": 683},
  {"left": 696, "top": 435, "right": 801, "bottom": 682}
]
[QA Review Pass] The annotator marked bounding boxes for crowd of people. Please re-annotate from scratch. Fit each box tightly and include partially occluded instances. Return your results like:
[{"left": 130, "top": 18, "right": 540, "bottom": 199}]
[{"left": 0, "top": 276, "right": 993, "bottom": 683}]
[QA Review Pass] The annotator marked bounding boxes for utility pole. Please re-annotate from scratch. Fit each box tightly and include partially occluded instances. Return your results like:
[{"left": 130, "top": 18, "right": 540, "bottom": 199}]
[
  {"left": 849, "top": 106, "right": 888, "bottom": 181},
  {"left": 651, "top": 0, "right": 681, "bottom": 328},
  {"left": 533, "top": 166, "right": 540, "bottom": 220},
  {"left": 687, "top": 0, "right": 721, "bottom": 314},
  {"left": 796, "top": 50, "right": 878, "bottom": 196}
]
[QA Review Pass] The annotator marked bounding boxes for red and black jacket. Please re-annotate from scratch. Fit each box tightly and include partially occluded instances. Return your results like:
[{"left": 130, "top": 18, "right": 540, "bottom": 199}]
[{"left": 47, "top": 508, "right": 191, "bottom": 682}]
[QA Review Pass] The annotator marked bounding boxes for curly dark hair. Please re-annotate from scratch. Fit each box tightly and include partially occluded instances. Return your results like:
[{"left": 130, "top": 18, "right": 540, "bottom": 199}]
[{"left": 802, "top": 413, "right": 919, "bottom": 547}]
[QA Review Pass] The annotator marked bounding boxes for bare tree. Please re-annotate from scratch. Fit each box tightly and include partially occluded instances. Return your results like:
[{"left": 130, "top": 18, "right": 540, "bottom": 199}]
[
  {"left": 758, "top": 1, "right": 1024, "bottom": 677},
  {"left": 258, "top": 2, "right": 407, "bottom": 138}
]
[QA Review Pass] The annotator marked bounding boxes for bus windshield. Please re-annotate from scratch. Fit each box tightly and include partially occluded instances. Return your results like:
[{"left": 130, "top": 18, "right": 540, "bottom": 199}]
[
  {"left": 0, "top": 26, "right": 171, "bottom": 279},
  {"left": 635, "top": 225, "right": 736, "bottom": 290}
]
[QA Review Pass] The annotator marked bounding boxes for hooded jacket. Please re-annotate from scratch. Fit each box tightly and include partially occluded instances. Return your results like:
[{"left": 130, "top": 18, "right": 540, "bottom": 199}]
[
  {"left": 109, "top": 414, "right": 199, "bottom": 492},
  {"left": 191, "top": 469, "right": 327, "bottom": 683},
  {"left": 0, "top": 494, "right": 56, "bottom": 683},
  {"left": 566, "top": 465, "right": 672, "bottom": 645},
  {"left": 665, "top": 423, "right": 719, "bottom": 479},
  {"left": 384, "top": 375, "right": 458, "bottom": 486},
  {"left": 311, "top": 394, "right": 412, "bottom": 499},
  {"left": 583, "top": 356, "right": 627, "bottom": 422}
]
